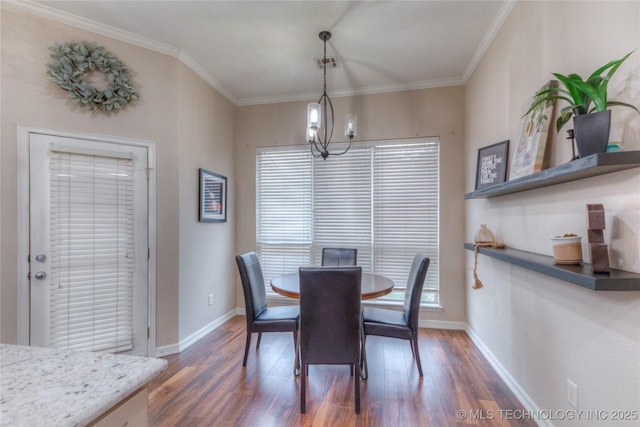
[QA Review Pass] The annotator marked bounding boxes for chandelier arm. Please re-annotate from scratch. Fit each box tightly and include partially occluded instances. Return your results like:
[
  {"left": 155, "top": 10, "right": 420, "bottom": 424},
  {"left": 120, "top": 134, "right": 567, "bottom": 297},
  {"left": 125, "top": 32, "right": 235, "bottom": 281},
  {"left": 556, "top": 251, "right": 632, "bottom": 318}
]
[
  {"left": 309, "top": 139, "right": 324, "bottom": 155},
  {"left": 310, "top": 147, "right": 324, "bottom": 158},
  {"left": 326, "top": 93, "right": 334, "bottom": 147},
  {"left": 330, "top": 137, "right": 353, "bottom": 156},
  {"left": 309, "top": 141, "right": 328, "bottom": 159},
  {"left": 314, "top": 94, "right": 326, "bottom": 146}
]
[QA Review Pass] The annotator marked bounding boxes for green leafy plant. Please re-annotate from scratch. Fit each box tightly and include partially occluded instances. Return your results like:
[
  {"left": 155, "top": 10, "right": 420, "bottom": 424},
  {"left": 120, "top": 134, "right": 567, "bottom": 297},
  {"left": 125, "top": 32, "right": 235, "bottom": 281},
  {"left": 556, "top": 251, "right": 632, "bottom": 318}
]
[{"left": 525, "top": 51, "right": 639, "bottom": 132}]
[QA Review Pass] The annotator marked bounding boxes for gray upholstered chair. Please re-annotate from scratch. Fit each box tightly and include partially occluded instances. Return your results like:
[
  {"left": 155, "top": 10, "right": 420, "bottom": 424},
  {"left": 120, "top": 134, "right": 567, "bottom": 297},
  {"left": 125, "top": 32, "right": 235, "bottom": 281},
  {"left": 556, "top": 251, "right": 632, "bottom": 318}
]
[
  {"left": 236, "top": 252, "right": 299, "bottom": 372},
  {"left": 361, "top": 254, "right": 430, "bottom": 379},
  {"left": 299, "top": 266, "right": 362, "bottom": 414},
  {"left": 321, "top": 247, "right": 357, "bottom": 266}
]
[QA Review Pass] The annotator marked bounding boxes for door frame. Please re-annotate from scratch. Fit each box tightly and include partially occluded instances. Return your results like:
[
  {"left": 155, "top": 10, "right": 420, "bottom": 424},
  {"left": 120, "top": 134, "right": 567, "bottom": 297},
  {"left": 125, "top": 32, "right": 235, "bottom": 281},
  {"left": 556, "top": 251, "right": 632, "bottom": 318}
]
[{"left": 17, "top": 126, "right": 157, "bottom": 356}]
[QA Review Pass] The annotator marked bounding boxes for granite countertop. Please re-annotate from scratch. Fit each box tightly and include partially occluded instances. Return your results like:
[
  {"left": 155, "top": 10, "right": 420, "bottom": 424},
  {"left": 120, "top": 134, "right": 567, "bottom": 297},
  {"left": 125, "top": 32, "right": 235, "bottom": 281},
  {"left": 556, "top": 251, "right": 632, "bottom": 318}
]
[{"left": 0, "top": 344, "right": 167, "bottom": 427}]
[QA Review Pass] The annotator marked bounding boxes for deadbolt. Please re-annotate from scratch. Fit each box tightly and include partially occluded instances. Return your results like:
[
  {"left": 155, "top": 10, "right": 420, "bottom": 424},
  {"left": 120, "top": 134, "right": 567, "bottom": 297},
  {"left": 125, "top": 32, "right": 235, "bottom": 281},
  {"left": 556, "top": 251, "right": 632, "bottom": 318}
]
[{"left": 35, "top": 254, "right": 47, "bottom": 263}]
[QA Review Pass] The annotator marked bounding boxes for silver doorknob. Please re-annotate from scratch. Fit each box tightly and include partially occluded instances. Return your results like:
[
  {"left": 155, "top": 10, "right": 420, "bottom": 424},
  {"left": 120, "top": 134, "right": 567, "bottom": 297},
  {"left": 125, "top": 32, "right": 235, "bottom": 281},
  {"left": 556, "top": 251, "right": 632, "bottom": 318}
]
[
  {"left": 34, "top": 271, "right": 47, "bottom": 280},
  {"left": 35, "top": 254, "right": 47, "bottom": 263}
]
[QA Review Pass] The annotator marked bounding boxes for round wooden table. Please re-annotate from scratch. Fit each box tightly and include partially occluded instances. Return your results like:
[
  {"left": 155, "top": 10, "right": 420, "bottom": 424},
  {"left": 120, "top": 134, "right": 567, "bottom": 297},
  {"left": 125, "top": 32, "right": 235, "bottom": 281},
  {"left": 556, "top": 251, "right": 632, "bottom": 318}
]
[{"left": 271, "top": 271, "right": 394, "bottom": 300}]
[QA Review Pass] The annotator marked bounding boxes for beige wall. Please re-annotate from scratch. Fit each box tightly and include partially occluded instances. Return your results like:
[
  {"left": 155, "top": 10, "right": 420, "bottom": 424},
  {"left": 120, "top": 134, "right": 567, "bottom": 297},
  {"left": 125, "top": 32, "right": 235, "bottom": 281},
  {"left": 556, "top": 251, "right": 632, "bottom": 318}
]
[
  {"left": 465, "top": 1, "right": 640, "bottom": 421},
  {"left": 176, "top": 62, "right": 236, "bottom": 341},
  {"left": 0, "top": 7, "right": 237, "bottom": 350},
  {"left": 235, "top": 87, "right": 467, "bottom": 323}
]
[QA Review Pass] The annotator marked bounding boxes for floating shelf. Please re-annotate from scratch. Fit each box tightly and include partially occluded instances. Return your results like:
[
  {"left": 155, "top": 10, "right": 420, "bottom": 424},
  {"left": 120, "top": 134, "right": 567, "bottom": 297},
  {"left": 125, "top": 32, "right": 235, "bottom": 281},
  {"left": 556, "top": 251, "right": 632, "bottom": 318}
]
[
  {"left": 465, "top": 151, "right": 640, "bottom": 199},
  {"left": 464, "top": 243, "right": 640, "bottom": 291}
]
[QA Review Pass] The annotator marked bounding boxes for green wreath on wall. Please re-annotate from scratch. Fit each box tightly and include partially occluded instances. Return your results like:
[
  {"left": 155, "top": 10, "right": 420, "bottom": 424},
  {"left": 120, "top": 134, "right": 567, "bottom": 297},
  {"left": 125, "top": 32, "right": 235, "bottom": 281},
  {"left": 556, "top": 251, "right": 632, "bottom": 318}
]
[{"left": 46, "top": 41, "right": 139, "bottom": 113}]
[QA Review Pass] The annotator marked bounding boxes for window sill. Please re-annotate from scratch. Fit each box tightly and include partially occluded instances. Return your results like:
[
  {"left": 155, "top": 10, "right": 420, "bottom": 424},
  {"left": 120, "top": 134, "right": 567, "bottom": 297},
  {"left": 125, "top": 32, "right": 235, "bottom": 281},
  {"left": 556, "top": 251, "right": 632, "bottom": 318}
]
[
  {"left": 267, "top": 293, "right": 443, "bottom": 311},
  {"left": 362, "top": 299, "right": 443, "bottom": 311}
]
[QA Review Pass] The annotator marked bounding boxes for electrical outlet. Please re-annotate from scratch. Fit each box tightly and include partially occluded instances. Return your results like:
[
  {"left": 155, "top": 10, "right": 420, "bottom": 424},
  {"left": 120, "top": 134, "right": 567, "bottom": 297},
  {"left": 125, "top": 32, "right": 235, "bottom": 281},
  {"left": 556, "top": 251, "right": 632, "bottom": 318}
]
[
  {"left": 208, "top": 294, "right": 214, "bottom": 306},
  {"left": 567, "top": 379, "right": 578, "bottom": 409}
]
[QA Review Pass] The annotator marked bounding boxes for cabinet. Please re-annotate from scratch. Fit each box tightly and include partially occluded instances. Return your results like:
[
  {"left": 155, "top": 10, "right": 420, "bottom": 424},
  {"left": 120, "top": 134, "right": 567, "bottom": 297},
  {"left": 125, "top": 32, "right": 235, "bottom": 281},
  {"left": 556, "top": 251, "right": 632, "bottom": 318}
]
[
  {"left": 464, "top": 151, "right": 640, "bottom": 291},
  {"left": 89, "top": 388, "right": 149, "bottom": 427}
]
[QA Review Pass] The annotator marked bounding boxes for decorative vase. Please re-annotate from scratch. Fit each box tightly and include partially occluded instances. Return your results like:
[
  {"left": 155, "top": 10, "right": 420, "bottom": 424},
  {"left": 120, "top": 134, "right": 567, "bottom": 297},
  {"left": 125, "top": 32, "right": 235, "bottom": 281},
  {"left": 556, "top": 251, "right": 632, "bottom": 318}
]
[
  {"left": 551, "top": 235, "right": 583, "bottom": 265},
  {"left": 573, "top": 110, "right": 611, "bottom": 158},
  {"left": 474, "top": 224, "right": 495, "bottom": 244}
]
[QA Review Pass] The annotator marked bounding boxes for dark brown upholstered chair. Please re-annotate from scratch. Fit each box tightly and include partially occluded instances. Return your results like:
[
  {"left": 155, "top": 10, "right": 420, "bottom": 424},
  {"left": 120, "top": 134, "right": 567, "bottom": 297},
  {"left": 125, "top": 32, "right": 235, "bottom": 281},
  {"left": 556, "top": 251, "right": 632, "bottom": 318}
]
[
  {"left": 361, "top": 254, "right": 430, "bottom": 379},
  {"left": 321, "top": 247, "right": 358, "bottom": 266},
  {"left": 236, "top": 252, "right": 299, "bottom": 371},
  {"left": 299, "top": 266, "right": 362, "bottom": 414}
]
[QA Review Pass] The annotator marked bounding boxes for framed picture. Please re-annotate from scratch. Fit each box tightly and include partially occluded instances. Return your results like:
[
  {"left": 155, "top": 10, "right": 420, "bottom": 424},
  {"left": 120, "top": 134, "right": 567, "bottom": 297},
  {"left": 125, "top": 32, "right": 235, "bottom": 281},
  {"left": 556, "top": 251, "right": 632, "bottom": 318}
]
[
  {"left": 475, "top": 140, "right": 509, "bottom": 190},
  {"left": 509, "top": 80, "right": 558, "bottom": 180},
  {"left": 199, "top": 168, "right": 227, "bottom": 222}
]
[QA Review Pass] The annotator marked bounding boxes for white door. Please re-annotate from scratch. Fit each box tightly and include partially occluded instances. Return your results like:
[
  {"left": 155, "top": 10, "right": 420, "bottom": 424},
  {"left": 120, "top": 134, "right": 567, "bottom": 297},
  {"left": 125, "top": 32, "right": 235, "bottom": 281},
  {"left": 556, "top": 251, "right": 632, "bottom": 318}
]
[{"left": 29, "top": 133, "right": 149, "bottom": 356}]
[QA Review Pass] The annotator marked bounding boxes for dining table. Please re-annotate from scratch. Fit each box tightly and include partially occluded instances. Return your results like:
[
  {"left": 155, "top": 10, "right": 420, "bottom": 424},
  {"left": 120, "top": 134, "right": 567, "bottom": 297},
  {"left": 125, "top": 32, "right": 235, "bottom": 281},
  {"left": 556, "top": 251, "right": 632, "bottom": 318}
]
[{"left": 271, "top": 271, "right": 394, "bottom": 300}]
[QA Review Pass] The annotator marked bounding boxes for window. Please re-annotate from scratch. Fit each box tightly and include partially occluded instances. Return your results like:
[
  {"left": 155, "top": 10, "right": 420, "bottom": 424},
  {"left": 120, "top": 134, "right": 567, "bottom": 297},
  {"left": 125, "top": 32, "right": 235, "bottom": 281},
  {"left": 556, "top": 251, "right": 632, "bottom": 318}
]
[{"left": 256, "top": 138, "right": 439, "bottom": 304}]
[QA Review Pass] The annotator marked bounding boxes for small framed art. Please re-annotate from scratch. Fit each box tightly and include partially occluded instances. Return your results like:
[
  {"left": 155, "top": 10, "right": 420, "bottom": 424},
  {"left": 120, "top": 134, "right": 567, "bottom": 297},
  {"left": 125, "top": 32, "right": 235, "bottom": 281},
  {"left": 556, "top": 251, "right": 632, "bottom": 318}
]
[
  {"left": 475, "top": 140, "right": 509, "bottom": 190},
  {"left": 199, "top": 168, "right": 227, "bottom": 222},
  {"left": 509, "top": 80, "right": 558, "bottom": 180}
]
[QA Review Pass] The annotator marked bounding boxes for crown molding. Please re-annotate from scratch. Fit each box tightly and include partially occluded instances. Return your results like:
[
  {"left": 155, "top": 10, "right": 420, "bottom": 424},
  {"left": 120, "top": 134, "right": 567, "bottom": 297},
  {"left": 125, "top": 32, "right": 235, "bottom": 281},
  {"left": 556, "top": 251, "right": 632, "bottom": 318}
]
[
  {"left": 462, "top": 0, "right": 517, "bottom": 82},
  {"left": 347, "top": 77, "right": 466, "bottom": 97},
  {"left": 5, "top": 0, "right": 179, "bottom": 56},
  {"left": 236, "top": 76, "right": 465, "bottom": 106},
  {"left": 176, "top": 50, "right": 237, "bottom": 104}
]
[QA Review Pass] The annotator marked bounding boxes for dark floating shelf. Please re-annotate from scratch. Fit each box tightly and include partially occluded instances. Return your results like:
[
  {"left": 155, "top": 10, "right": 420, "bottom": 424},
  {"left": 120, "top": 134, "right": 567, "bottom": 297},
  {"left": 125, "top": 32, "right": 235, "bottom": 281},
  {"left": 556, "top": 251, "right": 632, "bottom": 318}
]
[
  {"left": 464, "top": 243, "right": 640, "bottom": 291},
  {"left": 465, "top": 151, "right": 640, "bottom": 199}
]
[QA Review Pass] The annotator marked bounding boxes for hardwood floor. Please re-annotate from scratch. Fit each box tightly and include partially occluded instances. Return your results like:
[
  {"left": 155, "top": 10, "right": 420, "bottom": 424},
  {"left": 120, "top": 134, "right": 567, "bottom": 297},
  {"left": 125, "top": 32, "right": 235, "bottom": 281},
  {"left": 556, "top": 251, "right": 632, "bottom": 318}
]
[{"left": 148, "top": 316, "right": 536, "bottom": 426}]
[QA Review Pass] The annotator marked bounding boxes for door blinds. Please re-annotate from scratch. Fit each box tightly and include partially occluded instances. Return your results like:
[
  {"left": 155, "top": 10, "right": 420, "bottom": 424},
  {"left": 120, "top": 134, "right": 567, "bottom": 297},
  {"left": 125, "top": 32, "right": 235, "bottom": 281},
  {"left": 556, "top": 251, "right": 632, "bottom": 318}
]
[
  {"left": 256, "top": 139, "right": 439, "bottom": 304},
  {"left": 48, "top": 151, "right": 135, "bottom": 352}
]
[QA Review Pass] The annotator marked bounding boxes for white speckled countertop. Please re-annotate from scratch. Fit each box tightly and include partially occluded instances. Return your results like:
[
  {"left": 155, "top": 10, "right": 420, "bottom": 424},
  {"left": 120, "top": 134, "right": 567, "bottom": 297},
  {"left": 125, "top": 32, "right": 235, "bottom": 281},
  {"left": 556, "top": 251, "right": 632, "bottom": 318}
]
[{"left": 0, "top": 344, "right": 167, "bottom": 427}]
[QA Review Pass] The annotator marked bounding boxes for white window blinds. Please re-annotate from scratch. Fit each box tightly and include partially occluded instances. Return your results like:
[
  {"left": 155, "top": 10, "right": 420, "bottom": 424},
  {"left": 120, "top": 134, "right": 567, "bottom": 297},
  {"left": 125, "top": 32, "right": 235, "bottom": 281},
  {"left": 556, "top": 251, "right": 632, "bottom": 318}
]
[
  {"left": 49, "top": 151, "right": 135, "bottom": 353},
  {"left": 256, "top": 138, "right": 439, "bottom": 304},
  {"left": 312, "top": 145, "right": 373, "bottom": 268},
  {"left": 372, "top": 142, "right": 439, "bottom": 301},
  {"left": 256, "top": 148, "right": 313, "bottom": 281}
]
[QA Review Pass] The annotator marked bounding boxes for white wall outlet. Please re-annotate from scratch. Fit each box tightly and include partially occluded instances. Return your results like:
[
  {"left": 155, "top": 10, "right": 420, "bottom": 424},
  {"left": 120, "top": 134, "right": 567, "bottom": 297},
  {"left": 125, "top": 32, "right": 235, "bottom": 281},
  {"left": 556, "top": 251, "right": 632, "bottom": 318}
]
[
  {"left": 567, "top": 379, "right": 578, "bottom": 409},
  {"left": 208, "top": 294, "right": 214, "bottom": 306}
]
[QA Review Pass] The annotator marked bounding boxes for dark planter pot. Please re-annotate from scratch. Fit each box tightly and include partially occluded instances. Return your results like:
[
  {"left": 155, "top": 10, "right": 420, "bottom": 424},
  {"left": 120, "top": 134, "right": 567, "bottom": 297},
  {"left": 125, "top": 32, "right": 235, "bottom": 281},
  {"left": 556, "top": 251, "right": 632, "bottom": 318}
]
[{"left": 573, "top": 110, "right": 611, "bottom": 158}]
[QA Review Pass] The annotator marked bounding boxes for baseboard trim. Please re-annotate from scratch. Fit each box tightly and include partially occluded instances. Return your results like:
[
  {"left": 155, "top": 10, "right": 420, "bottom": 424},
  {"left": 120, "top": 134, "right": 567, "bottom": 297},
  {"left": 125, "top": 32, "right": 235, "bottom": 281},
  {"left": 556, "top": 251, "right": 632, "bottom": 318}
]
[
  {"left": 155, "top": 308, "right": 241, "bottom": 357},
  {"left": 420, "top": 319, "right": 466, "bottom": 330},
  {"left": 465, "top": 325, "right": 550, "bottom": 427}
]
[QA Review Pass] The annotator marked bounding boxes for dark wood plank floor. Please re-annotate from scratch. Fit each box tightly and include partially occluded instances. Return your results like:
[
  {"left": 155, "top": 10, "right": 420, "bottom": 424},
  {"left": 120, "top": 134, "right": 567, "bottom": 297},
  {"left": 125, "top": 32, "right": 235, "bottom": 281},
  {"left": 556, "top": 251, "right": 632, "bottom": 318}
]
[{"left": 148, "top": 316, "right": 536, "bottom": 426}]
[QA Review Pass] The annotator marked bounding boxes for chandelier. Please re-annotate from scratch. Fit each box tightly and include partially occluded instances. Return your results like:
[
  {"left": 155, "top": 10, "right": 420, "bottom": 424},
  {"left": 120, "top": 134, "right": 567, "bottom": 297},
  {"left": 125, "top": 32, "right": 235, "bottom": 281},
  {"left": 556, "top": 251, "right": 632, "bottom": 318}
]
[{"left": 306, "top": 31, "right": 357, "bottom": 160}]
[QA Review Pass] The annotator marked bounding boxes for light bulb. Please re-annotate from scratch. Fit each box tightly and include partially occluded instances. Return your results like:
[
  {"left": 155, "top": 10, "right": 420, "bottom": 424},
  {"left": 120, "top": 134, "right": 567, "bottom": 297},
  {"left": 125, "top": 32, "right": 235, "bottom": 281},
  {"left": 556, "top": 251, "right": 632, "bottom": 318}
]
[
  {"left": 307, "top": 127, "right": 316, "bottom": 144},
  {"left": 307, "top": 103, "right": 321, "bottom": 130},
  {"left": 345, "top": 114, "right": 357, "bottom": 138}
]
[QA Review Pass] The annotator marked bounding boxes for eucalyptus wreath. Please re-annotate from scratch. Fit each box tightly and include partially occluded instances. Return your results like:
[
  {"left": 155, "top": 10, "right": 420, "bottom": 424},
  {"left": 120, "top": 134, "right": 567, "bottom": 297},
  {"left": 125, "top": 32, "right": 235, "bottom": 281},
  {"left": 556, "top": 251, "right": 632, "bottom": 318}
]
[{"left": 46, "top": 41, "right": 139, "bottom": 113}]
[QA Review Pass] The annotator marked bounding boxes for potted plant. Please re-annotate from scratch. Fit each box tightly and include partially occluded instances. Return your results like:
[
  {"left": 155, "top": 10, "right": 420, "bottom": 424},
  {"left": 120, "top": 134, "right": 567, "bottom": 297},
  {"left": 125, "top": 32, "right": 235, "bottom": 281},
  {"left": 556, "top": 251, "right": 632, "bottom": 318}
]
[{"left": 525, "top": 51, "right": 638, "bottom": 158}]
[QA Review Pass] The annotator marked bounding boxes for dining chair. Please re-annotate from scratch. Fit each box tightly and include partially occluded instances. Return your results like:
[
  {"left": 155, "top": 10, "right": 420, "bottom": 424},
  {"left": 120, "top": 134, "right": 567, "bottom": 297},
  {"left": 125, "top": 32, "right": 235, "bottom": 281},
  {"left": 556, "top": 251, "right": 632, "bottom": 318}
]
[
  {"left": 299, "top": 266, "right": 362, "bottom": 414},
  {"left": 235, "top": 252, "right": 299, "bottom": 372},
  {"left": 321, "top": 247, "right": 358, "bottom": 266},
  {"left": 361, "top": 254, "right": 430, "bottom": 379}
]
